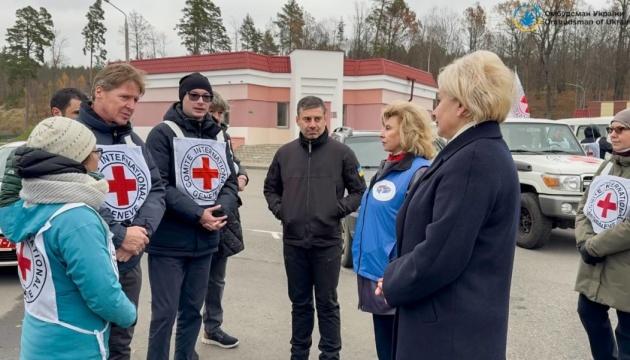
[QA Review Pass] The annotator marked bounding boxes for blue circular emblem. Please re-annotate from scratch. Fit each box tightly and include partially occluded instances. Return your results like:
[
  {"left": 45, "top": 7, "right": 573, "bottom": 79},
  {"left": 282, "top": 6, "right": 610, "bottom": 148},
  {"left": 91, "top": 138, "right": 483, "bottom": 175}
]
[{"left": 512, "top": 3, "right": 544, "bottom": 32}]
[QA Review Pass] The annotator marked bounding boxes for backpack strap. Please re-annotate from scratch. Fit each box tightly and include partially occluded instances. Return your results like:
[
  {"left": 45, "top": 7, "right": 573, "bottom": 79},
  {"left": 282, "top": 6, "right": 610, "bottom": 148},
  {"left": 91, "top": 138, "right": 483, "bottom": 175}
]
[
  {"left": 124, "top": 135, "right": 135, "bottom": 145},
  {"left": 406, "top": 166, "right": 428, "bottom": 196},
  {"left": 164, "top": 120, "right": 186, "bottom": 138}
]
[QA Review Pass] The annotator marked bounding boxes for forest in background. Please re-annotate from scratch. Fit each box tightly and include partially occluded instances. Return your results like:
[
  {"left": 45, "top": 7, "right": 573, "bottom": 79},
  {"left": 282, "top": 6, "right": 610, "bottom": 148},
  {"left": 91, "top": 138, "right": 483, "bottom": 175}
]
[{"left": 1, "top": 0, "right": 629, "bottom": 138}]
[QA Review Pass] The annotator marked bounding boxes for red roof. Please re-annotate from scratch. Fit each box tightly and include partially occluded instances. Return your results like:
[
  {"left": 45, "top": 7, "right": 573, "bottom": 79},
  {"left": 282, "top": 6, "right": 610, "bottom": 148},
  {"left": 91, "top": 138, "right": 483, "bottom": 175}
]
[
  {"left": 130, "top": 51, "right": 435, "bottom": 87},
  {"left": 131, "top": 51, "right": 291, "bottom": 74},
  {"left": 344, "top": 58, "right": 436, "bottom": 87}
]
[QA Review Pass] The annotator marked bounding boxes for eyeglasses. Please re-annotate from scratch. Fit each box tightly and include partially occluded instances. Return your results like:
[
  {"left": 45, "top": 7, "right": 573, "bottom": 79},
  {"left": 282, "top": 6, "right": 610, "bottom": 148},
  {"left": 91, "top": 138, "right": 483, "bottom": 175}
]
[
  {"left": 92, "top": 148, "right": 103, "bottom": 158},
  {"left": 187, "top": 92, "right": 213, "bottom": 103},
  {"left": 606, "top": 126, "right": 629, "bottom": 135}
]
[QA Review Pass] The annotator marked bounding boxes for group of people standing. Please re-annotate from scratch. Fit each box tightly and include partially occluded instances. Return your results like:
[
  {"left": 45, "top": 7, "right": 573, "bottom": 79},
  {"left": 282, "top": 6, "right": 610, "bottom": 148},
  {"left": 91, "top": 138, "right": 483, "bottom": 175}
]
[
  {"left": 0, "top": 64, "right": 246, "bottom": 359},
  {"left": 1, "top": 46, "right": 627, "bottom": 360},
  {"left": 264, "top": 50, "right": 521, "bottom": 360}
]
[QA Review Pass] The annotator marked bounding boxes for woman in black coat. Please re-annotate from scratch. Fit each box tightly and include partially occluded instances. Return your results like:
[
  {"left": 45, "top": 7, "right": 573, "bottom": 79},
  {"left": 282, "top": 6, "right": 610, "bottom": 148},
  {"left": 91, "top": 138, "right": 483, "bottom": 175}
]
[{"left": 378, "top": 50, "right": 521, "bottom": 360}]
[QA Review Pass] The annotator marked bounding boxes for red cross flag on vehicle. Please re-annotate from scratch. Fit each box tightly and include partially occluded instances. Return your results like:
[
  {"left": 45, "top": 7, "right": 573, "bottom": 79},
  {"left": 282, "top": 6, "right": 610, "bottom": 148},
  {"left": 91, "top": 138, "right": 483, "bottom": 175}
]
[
  {"left": 99, "top": 144, "right": 152, "bottom": 222},
  {"left": 172, "top": 137, "right": 231, "bottom": 206},
  {"left": 509, "top": 70, "right": 530, "bottom": 118}
]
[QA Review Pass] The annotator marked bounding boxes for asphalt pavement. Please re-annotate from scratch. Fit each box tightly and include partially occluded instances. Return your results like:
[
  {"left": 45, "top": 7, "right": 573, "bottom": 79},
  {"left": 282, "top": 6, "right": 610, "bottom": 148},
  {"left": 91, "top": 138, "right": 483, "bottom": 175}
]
[{"left": 0, "top": 168, "right": 599, "bottom": 359}]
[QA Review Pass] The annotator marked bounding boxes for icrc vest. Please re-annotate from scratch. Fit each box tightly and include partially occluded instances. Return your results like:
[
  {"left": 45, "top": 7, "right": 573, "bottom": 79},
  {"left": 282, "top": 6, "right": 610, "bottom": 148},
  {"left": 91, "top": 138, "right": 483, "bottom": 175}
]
[
  {"left": 98, "top": 136, "right": 152, "bottom": 222},
  {"left": 164, "top": 120, "right": 232, "bottom": 206},
  {"left": 17, "top": 203, "right": 117, "bottom": 360}
]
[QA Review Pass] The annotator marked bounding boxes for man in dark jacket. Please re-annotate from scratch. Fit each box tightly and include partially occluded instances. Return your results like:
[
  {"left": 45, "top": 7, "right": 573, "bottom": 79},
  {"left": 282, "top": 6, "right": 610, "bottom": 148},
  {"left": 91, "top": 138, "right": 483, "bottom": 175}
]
[
  {"left": 76, "top": 63, "right": 166, "bottom": 360},
  {"left": 264, "top": 96, "right": 366, "bottom": 360},
  {"left": 145, "top": 73, "right": 239, "bottom": 360}
]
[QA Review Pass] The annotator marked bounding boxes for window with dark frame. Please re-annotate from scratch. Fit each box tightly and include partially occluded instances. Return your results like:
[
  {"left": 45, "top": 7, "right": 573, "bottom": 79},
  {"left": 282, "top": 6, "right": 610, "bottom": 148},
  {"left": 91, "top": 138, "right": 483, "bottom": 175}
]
[{"left": 277, "top": 102, "right": 289, "bottom": 128}]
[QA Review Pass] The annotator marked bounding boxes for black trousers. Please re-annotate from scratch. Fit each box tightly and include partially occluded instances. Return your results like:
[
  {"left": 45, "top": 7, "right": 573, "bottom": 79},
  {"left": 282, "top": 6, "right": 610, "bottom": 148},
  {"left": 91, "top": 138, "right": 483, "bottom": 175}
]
[
  {"left": 373, "top": 314, "right": 395, "bottom": 360},
  {"left": 283, "top": 243, "right": 342, "bottom": 360},
  {"left": 147, "top": 253, "right": 213, "bottom": 360},
  {"left": 109, "top": 263, "right": 142, "bottom": 360},
  {"left": 578, "top": 293, "right": 630, "bottom": 360}
]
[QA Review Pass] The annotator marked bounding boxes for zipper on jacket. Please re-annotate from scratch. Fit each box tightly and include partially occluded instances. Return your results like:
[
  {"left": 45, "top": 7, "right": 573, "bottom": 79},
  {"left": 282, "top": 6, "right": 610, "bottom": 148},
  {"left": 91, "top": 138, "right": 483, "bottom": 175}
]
[
  {"left": 306, "top": 141, "right": 312, "bottom": 239},
  {"left": 113, "top": 129, "right": 118, "bottom": 143}
]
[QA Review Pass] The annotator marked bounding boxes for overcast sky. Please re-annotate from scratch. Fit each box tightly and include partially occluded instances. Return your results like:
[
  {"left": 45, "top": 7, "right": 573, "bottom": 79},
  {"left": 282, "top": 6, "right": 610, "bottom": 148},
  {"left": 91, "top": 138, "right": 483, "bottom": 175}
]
[{"left": 0, "top": 0, "right": 612, "bottom": 67}]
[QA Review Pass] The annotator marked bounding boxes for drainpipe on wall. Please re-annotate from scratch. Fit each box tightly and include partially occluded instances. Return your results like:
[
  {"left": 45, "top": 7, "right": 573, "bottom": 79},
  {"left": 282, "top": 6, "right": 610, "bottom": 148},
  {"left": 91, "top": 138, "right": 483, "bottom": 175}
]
[{"left": 407, "top": 77, "right": 416, "bottom": 102}]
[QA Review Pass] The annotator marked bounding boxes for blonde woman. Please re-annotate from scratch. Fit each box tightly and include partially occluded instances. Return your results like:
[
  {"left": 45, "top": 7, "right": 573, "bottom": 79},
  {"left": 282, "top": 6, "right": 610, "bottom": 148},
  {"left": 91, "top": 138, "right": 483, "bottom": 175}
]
[
  {"left": 352, "top": 101, "right": 435, "bottom": 360},
  {"left": 379, "top": 50, "right": 520, "bottom": 360}
]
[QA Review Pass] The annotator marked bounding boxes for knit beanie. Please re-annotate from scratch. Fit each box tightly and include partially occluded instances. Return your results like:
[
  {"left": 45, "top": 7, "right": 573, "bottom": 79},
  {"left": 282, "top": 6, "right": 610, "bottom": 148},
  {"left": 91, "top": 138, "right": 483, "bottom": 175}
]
[
  {"left": 611, "top": 108, "right": 630, "bottom": 128},
  {"left": 178, "top": 72, "right": 212, "bottom": 102},
  {"left": 27, "top": 116, "right": 96, "bottom": 163}
]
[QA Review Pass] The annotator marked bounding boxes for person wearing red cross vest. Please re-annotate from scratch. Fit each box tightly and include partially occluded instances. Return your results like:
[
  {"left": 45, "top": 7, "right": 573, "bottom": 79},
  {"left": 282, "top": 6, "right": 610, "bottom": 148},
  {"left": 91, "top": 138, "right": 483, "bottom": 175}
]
[
  {"left": 76, "top": 63, "right": 166, "bottom": 360},
  {"left": 575, "top": 108, "right": 630, "bottom": 360},
  {"left": 145, "top": 72, "right": 239, "bottom": 360},
  {"left": 0, "top": 117, "right": 136, "bottom": 360}
]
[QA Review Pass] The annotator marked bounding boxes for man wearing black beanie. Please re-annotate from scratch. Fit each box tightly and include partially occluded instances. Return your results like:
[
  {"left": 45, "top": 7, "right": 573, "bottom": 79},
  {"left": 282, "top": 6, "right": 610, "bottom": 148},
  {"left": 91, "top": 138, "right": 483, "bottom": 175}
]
[{"left": 145, "top": 72, "right": 239, "bottom": 360}]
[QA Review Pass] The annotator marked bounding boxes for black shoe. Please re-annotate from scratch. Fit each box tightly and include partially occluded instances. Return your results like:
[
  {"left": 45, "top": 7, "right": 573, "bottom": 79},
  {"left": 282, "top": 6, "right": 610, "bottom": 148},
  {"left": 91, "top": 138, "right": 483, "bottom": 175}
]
[{"left": 202, "top": 328, "right": 240, "bottom": 349}]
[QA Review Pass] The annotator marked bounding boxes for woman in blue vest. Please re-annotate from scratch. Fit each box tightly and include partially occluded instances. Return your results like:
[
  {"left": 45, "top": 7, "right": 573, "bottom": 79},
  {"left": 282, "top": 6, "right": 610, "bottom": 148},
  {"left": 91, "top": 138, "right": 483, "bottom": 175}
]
[{"left": 352, "top": 101, "right": 435, "bottom": 360}]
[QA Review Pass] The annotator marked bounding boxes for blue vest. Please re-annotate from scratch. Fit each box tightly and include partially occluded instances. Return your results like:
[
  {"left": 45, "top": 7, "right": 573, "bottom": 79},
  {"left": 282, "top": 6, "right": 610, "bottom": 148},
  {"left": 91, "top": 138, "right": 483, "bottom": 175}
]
[{"left": 352, "top": 156, "right": 430, "bottom": 281}]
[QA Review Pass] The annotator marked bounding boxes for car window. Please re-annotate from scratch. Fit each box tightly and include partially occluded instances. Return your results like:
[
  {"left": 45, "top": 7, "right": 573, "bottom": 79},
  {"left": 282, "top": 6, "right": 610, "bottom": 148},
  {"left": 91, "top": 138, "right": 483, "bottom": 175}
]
[
  {"left": 0, "top": 146, "right": 16, "bottom": 183},
  {"left": 345, "top": 136, "right": 387, "bottom": 168},
  {"left": 501, "top": 123, "right": 584, "bottom": 155}
]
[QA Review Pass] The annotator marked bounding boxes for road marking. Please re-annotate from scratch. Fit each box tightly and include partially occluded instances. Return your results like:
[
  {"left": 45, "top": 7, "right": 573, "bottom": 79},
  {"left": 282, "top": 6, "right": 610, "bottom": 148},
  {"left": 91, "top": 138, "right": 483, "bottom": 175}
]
[{"left": 247, "top": 229, "right": 282, "bottom": 240}]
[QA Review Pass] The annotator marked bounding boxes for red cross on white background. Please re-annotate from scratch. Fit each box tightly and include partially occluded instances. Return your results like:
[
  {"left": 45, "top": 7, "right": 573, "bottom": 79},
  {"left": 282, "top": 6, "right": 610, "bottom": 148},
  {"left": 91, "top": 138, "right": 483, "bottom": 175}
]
[
  {"left": 17, "top": 247, "right": 31, "bottom": 281},
  {"left": 597, "top": 192, "right": 617, "bottom": 218},
  {"left": 192, "top": 157, "right": 219, "bottom": 190},
  {"left": 108, "top": 165, "right": 137, "bottom": 206}
]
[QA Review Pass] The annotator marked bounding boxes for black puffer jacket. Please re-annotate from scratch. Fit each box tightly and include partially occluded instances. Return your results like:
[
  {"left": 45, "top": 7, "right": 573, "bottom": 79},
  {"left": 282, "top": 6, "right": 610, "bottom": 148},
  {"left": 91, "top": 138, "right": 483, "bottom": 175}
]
[
  {"left": 264, "top": 130, "right": 366, "bottom": 247},
  {"left": 145, "top": 103, "right": 239, "bottom": 257}
]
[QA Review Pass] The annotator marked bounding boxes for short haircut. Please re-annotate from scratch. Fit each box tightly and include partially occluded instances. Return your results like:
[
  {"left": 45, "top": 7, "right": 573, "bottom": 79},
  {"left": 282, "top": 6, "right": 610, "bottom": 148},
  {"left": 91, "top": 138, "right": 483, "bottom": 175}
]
[
  {"left": 92, "top": 63, "right": 145, "bottom": 97},
  {"left": 210, "top": 91, "right": 230, "bottom": 112},
  {"left": 50, "top": 88, "right": 89, "bottom": 112},
  {"left": 437, "top": 50, "right": 514, "bottom": 123},
  {"left": 383, "top": 101, "right": 436, "bottom": 159},
  {"left": 297, "top": 96, "right": 326, "bottom": 115}
]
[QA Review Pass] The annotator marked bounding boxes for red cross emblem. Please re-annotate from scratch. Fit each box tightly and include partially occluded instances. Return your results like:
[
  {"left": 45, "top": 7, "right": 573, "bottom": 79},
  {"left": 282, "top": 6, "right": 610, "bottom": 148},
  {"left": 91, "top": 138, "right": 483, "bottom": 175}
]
[
  {"left": 597, "top": 192, "right": 617, "bottom": 218},
  {"left": 17, "top": 247, "right": 31, "bottom": 281},
  {"left": 192, "top": 157, "right": 219, "bottom": 190},
  {"left": 108, "top": 165, "right": 137, "bottom": 206}
]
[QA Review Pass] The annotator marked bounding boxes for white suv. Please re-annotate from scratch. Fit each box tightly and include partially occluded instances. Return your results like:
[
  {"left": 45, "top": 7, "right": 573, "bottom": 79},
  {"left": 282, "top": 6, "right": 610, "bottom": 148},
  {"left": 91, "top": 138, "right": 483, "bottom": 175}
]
[{"left": 501, "top": 119, "right": 601, "bottom": 248}]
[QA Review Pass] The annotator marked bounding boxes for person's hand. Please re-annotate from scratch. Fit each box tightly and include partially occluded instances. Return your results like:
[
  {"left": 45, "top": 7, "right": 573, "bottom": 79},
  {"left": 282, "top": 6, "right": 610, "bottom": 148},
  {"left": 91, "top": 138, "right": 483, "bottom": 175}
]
[
  {"left": 116, "top": 248, "right": 133, "bottom": 262},
  {"left": 121, "top": 226, "right": 149, "bottom": 255},
  {"left": 578, "top": 242, "right": 605, "bottom": 265},
  {"left": 199, "top": 205, "right": 227, "bottom": 231},
  {"left": 237, "top": 175, "right": 248, "bottom": 192},
  {"left": 375, "top": 278, "right": 386, "bottom": 302}
]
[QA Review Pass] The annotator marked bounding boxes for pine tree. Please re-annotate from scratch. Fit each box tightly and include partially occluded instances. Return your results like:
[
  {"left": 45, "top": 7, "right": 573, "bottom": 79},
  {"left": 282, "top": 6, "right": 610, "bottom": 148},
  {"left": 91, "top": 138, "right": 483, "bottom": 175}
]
[
  {"left": 175, "top": 0, "right": 231, "bottom": 54},
  {"left": 240, "top": 14, "right": 262, "bottom": 53},
  {"left": 260, "top": 29, "right": 280, "bottom": 55},
  {"left": 3, "top": 6, "right": 54, "bottom": 129},
  {"left": 274, "top": 0, "right": 305, "bottom": 54},
  {"left": 82, "top": 0, "right": 107, "bottom": 84}
]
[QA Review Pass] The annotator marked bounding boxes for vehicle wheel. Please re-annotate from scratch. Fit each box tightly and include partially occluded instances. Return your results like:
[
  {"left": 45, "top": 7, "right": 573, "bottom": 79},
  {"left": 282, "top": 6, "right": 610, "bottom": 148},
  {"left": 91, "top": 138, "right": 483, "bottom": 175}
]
[
  {"left": 341, "top": 219, "right": 353, "bottom": 268},
  {"left": 518, "top": 192, "right": 553, "bottom": 249}
]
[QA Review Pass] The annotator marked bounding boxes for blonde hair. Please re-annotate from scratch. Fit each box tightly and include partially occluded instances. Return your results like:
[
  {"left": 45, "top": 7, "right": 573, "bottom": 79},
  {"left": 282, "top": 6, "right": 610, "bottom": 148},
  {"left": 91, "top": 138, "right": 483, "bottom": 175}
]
[
  {"left": 210, "top": 91, "right": 230, "bottom": 112},
  {"left": 382, "top": 101, "right": 436, "bottom": 159},
  {"left": 437, "top": 50, "right": 514, "bottom": 123},
  {"left": 92, "top": 63, "right": 146, "bottom": 97}
]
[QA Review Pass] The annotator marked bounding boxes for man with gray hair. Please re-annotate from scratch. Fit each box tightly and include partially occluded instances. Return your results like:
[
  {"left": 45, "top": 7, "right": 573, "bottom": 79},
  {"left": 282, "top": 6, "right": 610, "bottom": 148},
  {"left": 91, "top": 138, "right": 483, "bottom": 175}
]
[
  {"left": 264, "top": 96, "right": 366, "bottom": 360},
  {"left": 77, "top": 63, "right": 166, "bottom": 360}
]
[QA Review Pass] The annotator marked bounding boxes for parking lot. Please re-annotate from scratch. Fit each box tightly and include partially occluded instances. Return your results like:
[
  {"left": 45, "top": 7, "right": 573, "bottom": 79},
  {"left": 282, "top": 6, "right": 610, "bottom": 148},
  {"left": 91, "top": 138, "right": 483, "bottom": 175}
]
[{"left": 0, "top": 168, "right": 597, "bottom": 359}]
